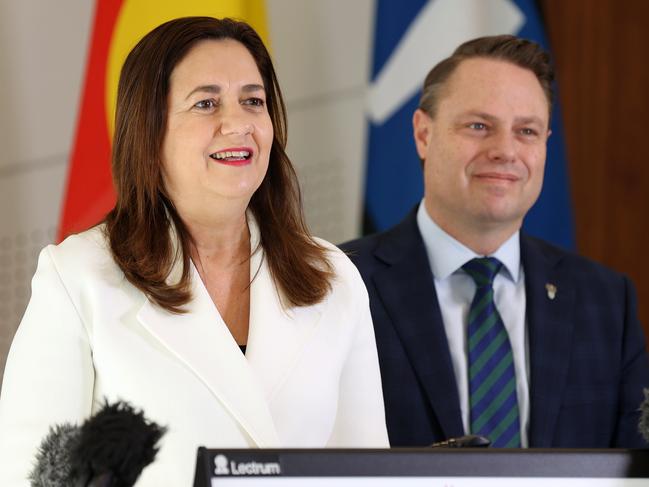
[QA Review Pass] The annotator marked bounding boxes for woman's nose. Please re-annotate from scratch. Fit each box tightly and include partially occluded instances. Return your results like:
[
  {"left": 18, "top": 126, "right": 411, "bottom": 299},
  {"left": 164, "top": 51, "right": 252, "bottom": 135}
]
[{"left": 218, "top": 106, "right": 254, "bottom": 136}]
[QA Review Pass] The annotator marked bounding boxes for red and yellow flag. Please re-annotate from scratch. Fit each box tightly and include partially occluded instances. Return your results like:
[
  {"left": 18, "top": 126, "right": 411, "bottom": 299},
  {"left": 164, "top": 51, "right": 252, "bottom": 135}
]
[{"left": 58, "top": 0, "right": 268, "bottom": 240}]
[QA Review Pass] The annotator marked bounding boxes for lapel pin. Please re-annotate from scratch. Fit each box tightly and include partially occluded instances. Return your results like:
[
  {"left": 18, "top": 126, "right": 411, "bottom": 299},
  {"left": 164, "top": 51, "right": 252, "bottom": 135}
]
[{"left": 545, "top": 283, "right": 557, "bottom": 300}]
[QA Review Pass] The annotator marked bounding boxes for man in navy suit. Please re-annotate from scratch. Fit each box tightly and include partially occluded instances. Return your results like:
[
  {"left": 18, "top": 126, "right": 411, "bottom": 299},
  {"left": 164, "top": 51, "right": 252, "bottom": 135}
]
[{"left": 342, "top": 35, "right": 649, "bottom": 448}]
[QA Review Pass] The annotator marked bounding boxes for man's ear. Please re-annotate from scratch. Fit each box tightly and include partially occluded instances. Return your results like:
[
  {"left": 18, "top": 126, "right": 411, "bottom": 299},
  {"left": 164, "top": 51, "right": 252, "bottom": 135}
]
[{"left": 413, "top": 109, "right": 432, "bottom": 160}]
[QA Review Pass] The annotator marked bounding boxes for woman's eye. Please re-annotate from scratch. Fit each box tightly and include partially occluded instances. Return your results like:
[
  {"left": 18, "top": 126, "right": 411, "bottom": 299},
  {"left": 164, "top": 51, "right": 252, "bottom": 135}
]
[
  {"left": 243, "top": 97, "right": 265, "bottom": 107},
  {"left": 194, "top": 99, "right": 216, "bottom": 109}
]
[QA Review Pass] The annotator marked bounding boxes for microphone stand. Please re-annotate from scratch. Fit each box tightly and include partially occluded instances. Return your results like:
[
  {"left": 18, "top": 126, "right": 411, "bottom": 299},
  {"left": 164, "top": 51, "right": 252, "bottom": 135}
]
[{"left": 429, "top": 435, "right": 491, "bottom": 448}]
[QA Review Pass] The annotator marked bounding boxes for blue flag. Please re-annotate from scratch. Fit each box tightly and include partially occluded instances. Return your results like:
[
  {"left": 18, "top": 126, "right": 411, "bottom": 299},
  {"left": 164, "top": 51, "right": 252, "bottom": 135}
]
[{"left": 364, "top": 0, "right": 575, "bottom": 249}]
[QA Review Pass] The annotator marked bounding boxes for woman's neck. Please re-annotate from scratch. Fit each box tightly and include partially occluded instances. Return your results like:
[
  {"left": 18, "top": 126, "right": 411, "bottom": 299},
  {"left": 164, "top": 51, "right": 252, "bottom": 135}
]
[{"left": 172, "top": 196, "right": 251, "bottom": 266}]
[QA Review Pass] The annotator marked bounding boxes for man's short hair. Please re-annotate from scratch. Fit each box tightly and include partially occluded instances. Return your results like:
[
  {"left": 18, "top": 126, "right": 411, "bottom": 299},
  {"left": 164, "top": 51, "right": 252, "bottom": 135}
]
[{"left": 418, "top": 35, "right": 554, "bottom": 118}]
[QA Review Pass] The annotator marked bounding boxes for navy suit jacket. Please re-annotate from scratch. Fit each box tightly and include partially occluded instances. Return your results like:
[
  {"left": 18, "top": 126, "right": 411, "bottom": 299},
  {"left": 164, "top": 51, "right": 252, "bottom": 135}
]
[{"left": 341, "top": 209, "right": 649, "bottom": 447}]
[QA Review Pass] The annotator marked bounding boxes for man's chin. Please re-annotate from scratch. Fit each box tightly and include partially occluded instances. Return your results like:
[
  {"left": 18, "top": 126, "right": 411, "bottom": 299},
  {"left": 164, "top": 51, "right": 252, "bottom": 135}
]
[{"left": 473, "top": 205, "right": 525, "bottom": 231}]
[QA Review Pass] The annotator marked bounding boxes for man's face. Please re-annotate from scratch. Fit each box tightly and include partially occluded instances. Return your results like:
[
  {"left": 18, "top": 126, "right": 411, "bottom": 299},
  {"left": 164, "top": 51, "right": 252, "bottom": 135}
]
[{"left": 413, "top": 57, "right": 550, "bottom": 239}]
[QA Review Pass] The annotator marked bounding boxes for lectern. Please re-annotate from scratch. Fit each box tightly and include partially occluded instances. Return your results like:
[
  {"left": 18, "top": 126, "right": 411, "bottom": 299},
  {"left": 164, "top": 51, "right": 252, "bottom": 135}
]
[{"left": 195, "top": 448, "right": 649, "bottom": 486}]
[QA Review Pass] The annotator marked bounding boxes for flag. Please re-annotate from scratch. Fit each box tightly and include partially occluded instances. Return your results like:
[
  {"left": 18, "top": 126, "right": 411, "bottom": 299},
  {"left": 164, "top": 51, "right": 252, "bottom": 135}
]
[
  {"left": 58, "top": 0, "right": 269, "bottom": 241},
  {"left": 364, "top": 0, "right": 575, "bottom": 249}
]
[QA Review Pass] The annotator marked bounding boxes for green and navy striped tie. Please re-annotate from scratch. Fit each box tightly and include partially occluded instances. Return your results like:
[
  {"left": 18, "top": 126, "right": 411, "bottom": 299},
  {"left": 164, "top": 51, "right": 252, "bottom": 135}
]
[{"left": 463, "top": 257, "right": 521, "bottom": 448}]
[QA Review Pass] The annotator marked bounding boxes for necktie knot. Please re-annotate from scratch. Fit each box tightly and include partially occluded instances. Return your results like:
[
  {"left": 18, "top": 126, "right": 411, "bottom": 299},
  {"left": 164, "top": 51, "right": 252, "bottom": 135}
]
[{"left": 462, "top": 257, "right": 503, "bottom": 288}]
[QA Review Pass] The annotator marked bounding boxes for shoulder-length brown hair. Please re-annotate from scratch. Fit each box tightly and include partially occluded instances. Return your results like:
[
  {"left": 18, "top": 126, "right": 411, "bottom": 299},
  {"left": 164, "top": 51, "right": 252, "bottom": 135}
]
[{"left": 105, "top": 16, "right": 333, "bottom": 313}]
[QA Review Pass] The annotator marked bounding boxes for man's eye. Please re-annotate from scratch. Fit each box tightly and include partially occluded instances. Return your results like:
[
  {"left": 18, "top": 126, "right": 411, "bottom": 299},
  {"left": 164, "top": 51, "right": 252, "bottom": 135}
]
[
  {"left": 468, "top": 122, "right": 487, "bottom": 130},
  {"left": 519, "top": 127, "right": 538, "bottom": 136},
  {"left": 194, "top": 99, "right": 216, "bottom": 109},
  {"left": 243, "top": 97, "right": 265, "bottom": 107}
]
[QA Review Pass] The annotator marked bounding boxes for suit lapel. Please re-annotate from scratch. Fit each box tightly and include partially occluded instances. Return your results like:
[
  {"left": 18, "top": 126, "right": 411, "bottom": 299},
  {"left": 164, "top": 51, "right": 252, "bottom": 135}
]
[
  {"left": 373, "top": 211, "right": 464, "bottom": 440},
  {"left": 136, "top": 217, "right": 280, "bottom": 447},
  {"left": 522, "top": 235, "right": 576, "bottom": 447}
]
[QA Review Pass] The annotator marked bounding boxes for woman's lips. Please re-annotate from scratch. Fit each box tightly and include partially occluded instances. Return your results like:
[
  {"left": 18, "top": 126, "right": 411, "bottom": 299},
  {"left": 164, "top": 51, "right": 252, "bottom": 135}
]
[{"left": 209, "top": 147, "right": 254, "bottom": 166}]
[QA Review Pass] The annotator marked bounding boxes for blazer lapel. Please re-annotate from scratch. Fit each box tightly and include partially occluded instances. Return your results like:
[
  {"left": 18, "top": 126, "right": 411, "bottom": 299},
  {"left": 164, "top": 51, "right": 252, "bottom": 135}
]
[
  {"left": 244, "top": 237, "right": 324, "bottom": 403},
  {"left": 136, "top": 219, "right": 280, "bottom": 447},
  {"left": 522, "top": 235, "right": 576, "bottom": 447},
  {"left": 373, "top": 211, "right": 464, "bottom": 440}
]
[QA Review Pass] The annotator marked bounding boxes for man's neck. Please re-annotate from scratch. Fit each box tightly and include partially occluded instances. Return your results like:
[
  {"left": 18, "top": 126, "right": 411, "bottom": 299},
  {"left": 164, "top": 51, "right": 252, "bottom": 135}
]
[{"left": 423, "top": 202, "right": 521, "bottom": 256}]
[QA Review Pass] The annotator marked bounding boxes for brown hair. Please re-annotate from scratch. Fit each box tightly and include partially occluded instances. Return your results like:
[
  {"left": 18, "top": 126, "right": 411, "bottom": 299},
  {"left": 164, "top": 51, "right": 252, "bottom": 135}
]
[
  {"left": 419, "top": 35, "right": 554, "bottom": 118},
  {"left": 105, "top": 16, "right": 333, "bottom": 313}
]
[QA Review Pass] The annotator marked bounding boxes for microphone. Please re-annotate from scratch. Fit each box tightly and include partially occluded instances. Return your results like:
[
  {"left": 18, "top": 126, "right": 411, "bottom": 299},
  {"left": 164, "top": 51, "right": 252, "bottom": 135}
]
[
  {"left": 29, "top": 400, "right": 166, "bottom": 487},
  {"left": 430, "top": 434, "right": 491, "bottom": 448},
  {"left": 639, "top": 388, "right": 649, "bottom": 443},
  {"left": 29, "top": 423, "right": 80, "bottom": 486}
]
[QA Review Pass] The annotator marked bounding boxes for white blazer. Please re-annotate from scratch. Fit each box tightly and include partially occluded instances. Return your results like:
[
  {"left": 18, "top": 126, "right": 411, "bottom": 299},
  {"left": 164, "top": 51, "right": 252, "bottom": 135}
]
[{"left": 0, "top": 218, "right": 388, "bottom": 486}]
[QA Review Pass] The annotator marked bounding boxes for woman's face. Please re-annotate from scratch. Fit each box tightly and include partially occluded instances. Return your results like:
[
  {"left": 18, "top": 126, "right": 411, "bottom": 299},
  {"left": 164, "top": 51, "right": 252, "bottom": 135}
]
[{"left": 161, "top": 39, "right": 273, "bottom": 214}]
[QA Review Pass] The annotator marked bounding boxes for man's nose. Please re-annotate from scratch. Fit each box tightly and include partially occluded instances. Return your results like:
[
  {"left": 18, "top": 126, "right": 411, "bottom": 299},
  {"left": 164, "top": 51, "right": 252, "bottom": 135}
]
[{"left": 486, "top": 132, "right": 516, "bottom": 163}]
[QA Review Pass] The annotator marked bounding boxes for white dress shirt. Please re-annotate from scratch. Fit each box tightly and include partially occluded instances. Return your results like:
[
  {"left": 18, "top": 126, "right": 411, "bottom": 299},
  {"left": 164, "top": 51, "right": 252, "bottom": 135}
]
[{"left": 416, "top": 201, "right": 530, "bottom": 447}]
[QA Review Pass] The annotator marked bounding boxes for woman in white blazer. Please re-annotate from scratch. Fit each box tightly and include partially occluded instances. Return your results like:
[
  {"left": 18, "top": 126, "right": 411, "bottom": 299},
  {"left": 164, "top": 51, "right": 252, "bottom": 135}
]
[{"left": 0, "top": 17, "right": 388, "bottom": 486}]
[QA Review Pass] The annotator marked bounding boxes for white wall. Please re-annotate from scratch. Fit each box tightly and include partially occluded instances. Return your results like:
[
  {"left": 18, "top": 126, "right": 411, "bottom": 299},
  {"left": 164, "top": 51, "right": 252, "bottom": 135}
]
[
  {"left": 0, "top": 1, "right": 375, "bottom": 383},
  {"left": 0, "top": 1, "right": 94, "bottom": 381},
  {"left": 267, "top": 0, "right": 374, "bottom": 242}
]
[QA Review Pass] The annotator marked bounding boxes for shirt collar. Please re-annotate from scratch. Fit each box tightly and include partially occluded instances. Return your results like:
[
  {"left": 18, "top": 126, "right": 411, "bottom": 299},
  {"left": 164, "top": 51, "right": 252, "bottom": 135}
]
[{"left": 416, "top": 200, "right": 521, "bottom": 282}]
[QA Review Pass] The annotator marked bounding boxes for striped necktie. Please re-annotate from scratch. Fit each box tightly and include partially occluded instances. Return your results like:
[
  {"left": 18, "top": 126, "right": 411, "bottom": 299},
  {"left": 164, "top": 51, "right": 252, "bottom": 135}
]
[{"left": 462, "top": 257, "right": 521, "bottom": 448}]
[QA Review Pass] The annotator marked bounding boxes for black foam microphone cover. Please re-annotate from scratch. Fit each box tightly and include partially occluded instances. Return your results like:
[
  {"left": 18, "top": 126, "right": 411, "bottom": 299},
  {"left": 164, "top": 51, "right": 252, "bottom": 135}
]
[
  {"left": 29, "top": 400, "right": 166, "bottom": 487},
  {"left": 70, "top": 400, "right": 167, "bottom": 487},
  {"left": 29, "top": 423, "right": 81, "bottom": 486}
]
